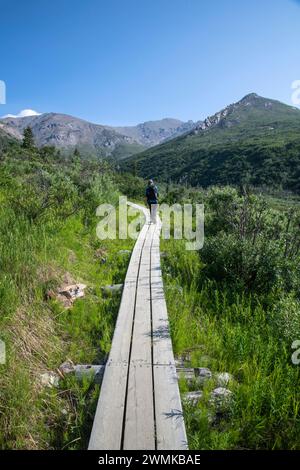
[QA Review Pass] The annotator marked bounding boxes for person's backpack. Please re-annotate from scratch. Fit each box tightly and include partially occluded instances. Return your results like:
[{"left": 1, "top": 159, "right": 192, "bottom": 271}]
[{"left": 147, "top": 186, "right": 157, "bottom": 201}]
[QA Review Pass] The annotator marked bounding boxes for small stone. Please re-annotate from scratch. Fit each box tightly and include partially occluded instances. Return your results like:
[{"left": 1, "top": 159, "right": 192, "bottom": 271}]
[
  {"left": 118, "top": 250, "right": 131, "bottom": 255},
  {"left": 216, "top": 372, "right": 233, "bottom": 387},
  {"left": 40, "top": 372, "right": 60, "bottom": 388},
  {"left": 74, "top": 365, "right": 105, "bottom": 384},
  {"left": 160, "top": 251, "right": 168, "bottom": 258},
  {"left": 59, "top": 283, "right": 86, "bottom": 300},
  {"left": 184, "top": 391, "right": 203, "bottom": 405},
  {"left": 59, "top": 360, "right": 75, "bottom": 375},
  {"left": 176, "top": 367, "right": 195, "bottom": 381},
  {"left": 194, "top": 367, "right": 212, "bottom": 379}
]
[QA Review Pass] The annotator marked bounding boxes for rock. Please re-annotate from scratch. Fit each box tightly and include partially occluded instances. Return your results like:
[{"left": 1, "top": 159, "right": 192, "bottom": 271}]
[
  {"left": 118, "top": 249, "right": 131, "bottom": 255},
  {"left": 56, "top": 294, "right": 73, "bottom": 309},
  {"left": 59, "top": 283, "right": 86, "bottom": 300},
  {"left": 74, "top": 365, "right": 105, "bottom": 384},
  {"left": 160, "top": 251, "right": 168, "bottom": 258},
  {"left": 40, "top": 372, "right": 60, "bottom": 388},
  {"left": 216, "top": 372, "right": 233, "bottom": 387},
  {"left": 210, "top": 387, "right": 233, "bottom": 409},
  {"left": 184, "top": 391, "right": 203, "bottom": 405},
  {"left": 176, "top": 367, "right": 195, "bottom": 381},
  {"left": 101, "top": 284, "right": 123, "bottom": 296},
  {"left": 194, "top": 367, "right": 212, "bottom": 380},
  {"left": 59, "top": 360, "right": 75, "bottom": 375},
  {"left": 55, "top": 283, "right": 87, "bottom": 308},
  {"left": 58, "top": 362, "right": 106, "bottom": 384}
]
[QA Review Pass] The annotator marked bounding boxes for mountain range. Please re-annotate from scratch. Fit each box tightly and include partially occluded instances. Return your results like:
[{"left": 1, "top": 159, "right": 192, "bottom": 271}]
[
  {"left": 1, "top": 93, "right": 300, "bottom": 191},
  {"left": 0, "top": 113, "right": 198, "bottom": 158}
]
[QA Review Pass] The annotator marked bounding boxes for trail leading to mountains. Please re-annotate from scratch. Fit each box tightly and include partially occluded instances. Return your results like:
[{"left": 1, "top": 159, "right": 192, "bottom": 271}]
[{"left": 88, "top": 203, "right": 187, "bottom": 450}]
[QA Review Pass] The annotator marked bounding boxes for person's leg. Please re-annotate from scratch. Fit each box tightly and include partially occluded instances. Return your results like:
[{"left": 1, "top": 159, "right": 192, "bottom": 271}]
[
  {"left": 148, "top": 202, "right": 152, "bottom": 223},
  {"left": 151, "top": 203, "right": 158, "bottom": 224}
]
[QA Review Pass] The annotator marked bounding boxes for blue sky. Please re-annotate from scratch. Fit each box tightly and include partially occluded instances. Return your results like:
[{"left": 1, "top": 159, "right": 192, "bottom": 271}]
[{"left": 0, "top": 0, "right": 300, "bottom": 125}]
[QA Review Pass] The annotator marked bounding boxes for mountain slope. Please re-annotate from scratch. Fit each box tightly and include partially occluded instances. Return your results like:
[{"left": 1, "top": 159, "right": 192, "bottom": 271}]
[
  {"left": 121, "top": 94, "right": 300, "bottom": 191},
  {"left": 0, "top": 123, "right": 19, "bottom": 153},
  {"left": 113, "top": 118, "right": 197, "bottom": 146},
  {"left": 0, "top": 114, "right": 197, "bottom": 158},
  {"left": 0, "top": 113, "right": 145, "bottom": 158}
]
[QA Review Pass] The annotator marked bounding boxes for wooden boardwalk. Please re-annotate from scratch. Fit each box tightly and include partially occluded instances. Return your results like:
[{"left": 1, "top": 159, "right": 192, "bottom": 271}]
[{"left": 88, "top": 203, "right": 188, "bottom": 450}]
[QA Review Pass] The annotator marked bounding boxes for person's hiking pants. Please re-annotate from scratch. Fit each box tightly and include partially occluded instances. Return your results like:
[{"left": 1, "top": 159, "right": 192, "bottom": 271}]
[{"left": 148, "top": 203, "right": 158, "bottom": 224}]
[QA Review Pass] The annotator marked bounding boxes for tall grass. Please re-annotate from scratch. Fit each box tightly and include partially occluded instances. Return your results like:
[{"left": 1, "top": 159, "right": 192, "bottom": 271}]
[
  {"left": 161, "top": 203, "right": 300, "bottom": 449},
  {"left": 0, "top": 151, "right": 135, "bottom": 449}
]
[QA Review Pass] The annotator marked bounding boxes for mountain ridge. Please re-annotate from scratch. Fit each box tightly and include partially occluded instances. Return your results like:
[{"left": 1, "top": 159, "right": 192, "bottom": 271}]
[
  {"left": 0, "top": 113, "right": 198, "bottom": 157},
  {"left": 120, "top": 93, "right": 300, "bottom": 192}
]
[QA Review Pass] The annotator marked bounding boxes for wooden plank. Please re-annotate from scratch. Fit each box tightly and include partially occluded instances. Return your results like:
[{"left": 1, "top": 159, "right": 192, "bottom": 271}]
[
  {"left": 151, "top": 221, "right": 188, "bottom": 450},
  {"left": 123, "top": 223, "right": 156, "bottom": 450},
  {"left": 108, "top": 223, "right": 149, "bottom": 364},
  {"left": 88, "top": 363, "right": 128, "bottom": 450},
  {"left": 153, "top": 365, "right": 188, "bottom": 450},
  {"left": 151, "top": 223, "right": 174, "bottom": 365},
  {"left": 88, "top": 207, "right": 150, "bottom": 450}
]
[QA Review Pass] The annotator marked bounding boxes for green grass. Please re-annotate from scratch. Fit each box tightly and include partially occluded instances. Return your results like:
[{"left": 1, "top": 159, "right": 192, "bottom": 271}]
[
  {"left": 0, "top": 195, "right": 135, "bottom": 449},
  {"left": 161, "top": 237, "right": 300, "bottom": 449}
]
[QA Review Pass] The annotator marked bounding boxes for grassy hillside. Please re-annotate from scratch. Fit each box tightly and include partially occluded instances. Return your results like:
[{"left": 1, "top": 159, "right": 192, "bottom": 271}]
[{"left": 121, "top": 94, "right": 300, "bottom": 192}]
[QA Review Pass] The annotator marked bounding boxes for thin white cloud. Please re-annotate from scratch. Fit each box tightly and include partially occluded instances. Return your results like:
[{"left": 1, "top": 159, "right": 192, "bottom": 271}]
[{"left": 1, "top": 109, "right": 41, "bottom": 119}]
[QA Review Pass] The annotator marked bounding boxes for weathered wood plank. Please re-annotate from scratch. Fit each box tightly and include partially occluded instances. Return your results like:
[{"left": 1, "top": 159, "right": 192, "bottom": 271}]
[
  {"left": 123, "top": 223, "right": 156, "bottom": 450},
  {"left": 88, "top": 363, "right": 128, "bottom": 450},
  {"left": 108, "top": 223, "right": 149, "bottom": 364},
  {"left": 151, "top": 222, "right": 188, "bottom": 450},
  {"left": 88, "top": 207, "right": 150, "bottom": 450},
  {"left": 153, "top": 365, "right": 188, "bottom": 450},
  {"left": 151, "top": 223, "right": 174, "bottom": 366}
]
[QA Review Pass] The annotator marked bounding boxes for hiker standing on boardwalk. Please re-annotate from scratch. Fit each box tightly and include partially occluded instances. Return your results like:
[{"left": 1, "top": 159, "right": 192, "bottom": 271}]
[{"left": 145, "top": 179, "right": 159, "bottom": 224}]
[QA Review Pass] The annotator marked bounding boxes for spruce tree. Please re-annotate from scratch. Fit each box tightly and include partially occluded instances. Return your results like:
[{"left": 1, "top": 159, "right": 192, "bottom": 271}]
[{"left": 22, "top": 126, "right": 35, "bottom": 149}]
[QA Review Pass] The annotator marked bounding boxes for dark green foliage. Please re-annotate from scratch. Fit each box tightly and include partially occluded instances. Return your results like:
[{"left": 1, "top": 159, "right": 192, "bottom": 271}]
[
  {"left": 200, "top": 187, "right": 300, "bottom": 295},
  {"left": 22, "top": 126, "right": 35, "bottom": 149}
]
